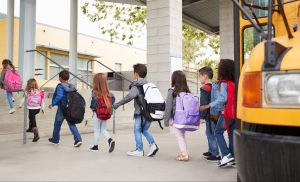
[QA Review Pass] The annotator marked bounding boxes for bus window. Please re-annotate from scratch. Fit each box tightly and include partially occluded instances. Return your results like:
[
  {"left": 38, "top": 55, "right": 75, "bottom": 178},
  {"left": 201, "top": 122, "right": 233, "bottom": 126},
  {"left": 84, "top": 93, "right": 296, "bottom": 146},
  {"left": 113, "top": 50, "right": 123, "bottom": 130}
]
[
  {"left": 243, "top": 25, "right": 274, "bottom": 61},
  {"left": 243, "top": 0, "right": 269, "bottom": 19}
]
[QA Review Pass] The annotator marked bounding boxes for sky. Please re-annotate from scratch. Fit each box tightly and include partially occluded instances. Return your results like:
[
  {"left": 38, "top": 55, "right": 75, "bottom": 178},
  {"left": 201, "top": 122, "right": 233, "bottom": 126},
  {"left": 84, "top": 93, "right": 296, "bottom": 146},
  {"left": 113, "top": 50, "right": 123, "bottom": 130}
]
[{"left": 0, "top": 0, "right": 146, "bottom": 49}]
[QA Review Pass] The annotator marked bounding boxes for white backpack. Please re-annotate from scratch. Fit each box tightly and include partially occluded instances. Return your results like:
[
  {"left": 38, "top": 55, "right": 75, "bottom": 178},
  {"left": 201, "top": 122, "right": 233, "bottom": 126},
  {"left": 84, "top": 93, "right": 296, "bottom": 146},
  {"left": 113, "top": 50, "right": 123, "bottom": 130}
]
[{"left": 136, "top": 83, "right": 165, "bottom": 129}]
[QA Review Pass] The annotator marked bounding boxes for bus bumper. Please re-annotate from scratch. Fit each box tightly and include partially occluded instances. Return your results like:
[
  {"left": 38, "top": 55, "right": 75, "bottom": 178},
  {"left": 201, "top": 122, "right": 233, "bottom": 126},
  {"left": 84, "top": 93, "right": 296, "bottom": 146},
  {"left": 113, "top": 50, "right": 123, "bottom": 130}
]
[{"left": 234, "top": 130, "right": 300, "bottom": 181}]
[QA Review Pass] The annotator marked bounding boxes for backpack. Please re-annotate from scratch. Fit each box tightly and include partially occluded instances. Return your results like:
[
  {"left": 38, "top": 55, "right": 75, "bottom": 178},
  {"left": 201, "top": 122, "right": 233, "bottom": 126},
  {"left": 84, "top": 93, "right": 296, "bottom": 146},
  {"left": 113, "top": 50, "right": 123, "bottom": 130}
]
[
  {"left": 27, "top": 89, "right": 45, "bottom": 107},
  {"left": 62, "top": 90, "right": 86, "bottom": 124},
  {"left": 219, "top": 80, "right": 235, "bottom": 133},
  {"left": 136, "top": 83, "right": 165, "bottom": 129},
  {"left": 96, "top": 94, "right": 113, "bottom": 120},
  {"left": 173, "top": 92, "right": 200, "bottom": 131},
  {"left": 4, "top": 69, "right": 22, "bottom": 92}
]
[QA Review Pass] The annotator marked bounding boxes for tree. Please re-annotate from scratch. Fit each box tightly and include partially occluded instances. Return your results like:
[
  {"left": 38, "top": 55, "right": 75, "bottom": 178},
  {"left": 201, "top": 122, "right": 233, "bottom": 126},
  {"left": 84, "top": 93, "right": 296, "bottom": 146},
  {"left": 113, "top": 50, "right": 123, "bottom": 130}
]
[
  {"left": 82, "top": 0, "right": 220, "bottom": 67},
  {"left": 82, "top": 0, "right": 147, "bottom": 45}
]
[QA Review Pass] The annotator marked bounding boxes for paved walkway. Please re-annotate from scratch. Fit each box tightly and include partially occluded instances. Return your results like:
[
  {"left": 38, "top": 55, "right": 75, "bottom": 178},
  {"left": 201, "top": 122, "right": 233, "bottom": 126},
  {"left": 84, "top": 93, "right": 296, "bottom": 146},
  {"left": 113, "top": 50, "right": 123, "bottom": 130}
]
[{"left": 0, "top": 128, "right": 236, "bottom": 181}]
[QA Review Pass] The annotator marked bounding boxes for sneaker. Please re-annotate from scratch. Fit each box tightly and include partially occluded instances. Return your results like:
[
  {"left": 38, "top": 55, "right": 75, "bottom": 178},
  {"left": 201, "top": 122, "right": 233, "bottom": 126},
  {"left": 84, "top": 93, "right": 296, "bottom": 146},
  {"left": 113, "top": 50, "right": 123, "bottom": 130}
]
[
  {"left": 218, "top": 154, "right": 235, "bottom": 167},
  {"left": 8, "top": 108, "right": 15, "bottom": 114},
  {"left": 202, "top": 151, "right": 212, "bottom": 158},
  {"left": 147, "top": 144, "right": 159, "bottom": 157},
  {"left": 48, "top": 138, "right": 59, "bottom": 144},
  {"left": 26, "top": 128, "right": 33, "bottom": 133},
  {"left": 206, "top": 155, "right": 221, "bottom": 162},
  {"left": 108, "top": 139, "right": 115, "bottom": 153},
  {"left": 127, "top": 150, "right": 144, "bottom": 157},
  {"left": 74, "top": 141, "right": 82, "bottom": 148},
  {"left": 88, "top": 145, "right": 99, "bottom": 151}
]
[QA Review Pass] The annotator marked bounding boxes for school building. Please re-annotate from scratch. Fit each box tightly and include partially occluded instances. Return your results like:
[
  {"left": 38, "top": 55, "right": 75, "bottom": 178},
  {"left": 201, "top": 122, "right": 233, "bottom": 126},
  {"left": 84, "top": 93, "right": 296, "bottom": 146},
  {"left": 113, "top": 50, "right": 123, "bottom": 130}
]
[
  {"left": 2, "top": 0, "right": 237, "bottom": 95},
  {"left": 0, "top": 13, "right": 146, "bottom": 88}
]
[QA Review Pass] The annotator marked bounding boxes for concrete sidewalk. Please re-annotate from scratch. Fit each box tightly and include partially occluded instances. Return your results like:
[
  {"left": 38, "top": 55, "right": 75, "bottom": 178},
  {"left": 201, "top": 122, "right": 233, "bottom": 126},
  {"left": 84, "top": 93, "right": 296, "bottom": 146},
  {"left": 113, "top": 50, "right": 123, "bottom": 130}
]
[{"left": 0, "top": 128, "right": 236, "bottom": 181}]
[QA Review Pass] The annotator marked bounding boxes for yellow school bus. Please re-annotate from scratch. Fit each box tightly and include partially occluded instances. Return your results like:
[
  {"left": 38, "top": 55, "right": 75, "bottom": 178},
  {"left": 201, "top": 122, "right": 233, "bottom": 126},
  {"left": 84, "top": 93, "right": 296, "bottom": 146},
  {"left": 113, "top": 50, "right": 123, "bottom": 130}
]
[{"left": 233, "top": 0, "right": 300, "bottom": 181}]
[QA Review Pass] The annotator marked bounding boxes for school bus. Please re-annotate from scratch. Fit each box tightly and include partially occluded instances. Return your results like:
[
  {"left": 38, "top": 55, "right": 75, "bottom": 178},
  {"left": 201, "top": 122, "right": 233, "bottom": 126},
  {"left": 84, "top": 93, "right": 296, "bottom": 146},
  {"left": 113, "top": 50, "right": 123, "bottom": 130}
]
[{"left": 232, "top": 0, "right": 300, "bottom": 181}]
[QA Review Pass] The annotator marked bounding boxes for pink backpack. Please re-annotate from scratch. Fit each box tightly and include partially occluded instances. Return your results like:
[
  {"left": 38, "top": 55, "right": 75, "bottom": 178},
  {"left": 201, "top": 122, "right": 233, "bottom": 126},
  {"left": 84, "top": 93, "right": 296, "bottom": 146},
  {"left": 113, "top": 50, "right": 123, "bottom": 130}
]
[
  {"left": 27, "top": 89, "right": 45, "bottom": 107},
  {"left": 4, "top": 69, "right": 22, "bottom": 92}
]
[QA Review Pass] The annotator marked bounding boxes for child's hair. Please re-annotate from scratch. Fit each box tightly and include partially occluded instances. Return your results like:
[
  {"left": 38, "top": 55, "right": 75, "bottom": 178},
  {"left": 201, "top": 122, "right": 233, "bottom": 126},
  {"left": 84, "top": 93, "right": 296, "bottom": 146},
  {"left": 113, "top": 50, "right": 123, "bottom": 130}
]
[
  {"left": 133, "top": 64, "right": 147, "bottom": 78},
  {"left": 171, "top": 70, "right": 191, "bottom": 97},
  {"left": 93, "top": 73, "right": 112, "bottom": 111},
  {"left": 26, "top": 78, "right": 38, "bottom": 92},
  {"left": 198, "top": 67, "right": 213, "bottom": 79},
  {"left": 2, "top": 59, "right": 15, "bottom": 71},
  {"left": 218, "top": 59, "right": 235, "bottom": 82},
  {"left": 59, "top": 70, "right": 70, "bottom": 81}
]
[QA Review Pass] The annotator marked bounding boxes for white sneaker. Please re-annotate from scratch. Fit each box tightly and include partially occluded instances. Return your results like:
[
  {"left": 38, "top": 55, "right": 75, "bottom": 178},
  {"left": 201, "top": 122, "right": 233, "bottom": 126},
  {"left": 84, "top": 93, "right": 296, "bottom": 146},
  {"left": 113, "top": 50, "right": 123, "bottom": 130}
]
[
  {"left": 9, "top": 108, "right": 15, "bottom": 114},
  {"left": 218, "top": 154, "right": 235, "bottom": 167},
  {"left": 147, "top": 144, "right": 159, "bottom": 157},
  {"left": 127, "top": 150, "right": 144, "bottom": 157}
]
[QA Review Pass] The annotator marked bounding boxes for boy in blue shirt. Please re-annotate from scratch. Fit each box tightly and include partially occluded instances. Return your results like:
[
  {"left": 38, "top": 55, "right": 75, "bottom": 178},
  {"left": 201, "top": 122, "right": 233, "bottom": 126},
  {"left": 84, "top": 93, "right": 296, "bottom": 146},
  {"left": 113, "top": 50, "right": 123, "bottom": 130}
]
[
  {"left": 199, "top": 67, "right": 220, "bottom": 162},
  {"left": 48, "top": 70, "right": 82, "bottom": 147}
]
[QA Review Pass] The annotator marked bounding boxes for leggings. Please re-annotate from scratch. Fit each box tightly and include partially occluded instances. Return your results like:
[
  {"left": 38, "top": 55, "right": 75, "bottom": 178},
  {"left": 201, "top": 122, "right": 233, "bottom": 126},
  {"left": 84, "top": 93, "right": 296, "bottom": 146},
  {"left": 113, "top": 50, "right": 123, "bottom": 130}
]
[
  {"left": 174, "top": 127, "right": 188, "bottom": 155},
  {"left": 28, "top": 109, "right": 40, "bottom": 128}
]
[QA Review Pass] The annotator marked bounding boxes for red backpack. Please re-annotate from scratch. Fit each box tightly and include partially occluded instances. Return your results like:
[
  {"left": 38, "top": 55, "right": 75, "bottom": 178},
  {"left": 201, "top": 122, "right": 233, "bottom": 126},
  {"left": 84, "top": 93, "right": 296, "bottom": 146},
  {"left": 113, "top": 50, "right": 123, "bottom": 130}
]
[
  {"left": 219, "top": 80, "right": 235, "bottom": 133},
  {"left": 96, "top": 94, "right": 113, "bottom": 120}
]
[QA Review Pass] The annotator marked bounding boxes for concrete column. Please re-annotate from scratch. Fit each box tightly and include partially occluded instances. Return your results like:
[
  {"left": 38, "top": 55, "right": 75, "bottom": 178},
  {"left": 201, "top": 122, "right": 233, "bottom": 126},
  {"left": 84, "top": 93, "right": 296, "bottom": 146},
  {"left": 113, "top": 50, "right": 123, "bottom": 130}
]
[
  {"left": 219, "top": 0, "right": 234, "bottom": 60},
  {"left": 6, "top": 0, "right": 14, "bottom": 61},
  {"left": 69, "top": 0, "right": 78, "bottom": 85},
  {"left": 147, "top": 0, "right": 182, "bottom": 96},
  {"left": 18, "top": 0, "right": 36, "bottom": 84}
]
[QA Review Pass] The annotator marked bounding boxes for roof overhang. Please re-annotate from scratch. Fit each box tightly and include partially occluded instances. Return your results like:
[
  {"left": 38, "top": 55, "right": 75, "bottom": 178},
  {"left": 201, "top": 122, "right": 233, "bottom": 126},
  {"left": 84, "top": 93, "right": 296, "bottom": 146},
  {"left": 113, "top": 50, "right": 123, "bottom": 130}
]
[{"left": 104, "top": 0, "right": 219, "bottom": 35}]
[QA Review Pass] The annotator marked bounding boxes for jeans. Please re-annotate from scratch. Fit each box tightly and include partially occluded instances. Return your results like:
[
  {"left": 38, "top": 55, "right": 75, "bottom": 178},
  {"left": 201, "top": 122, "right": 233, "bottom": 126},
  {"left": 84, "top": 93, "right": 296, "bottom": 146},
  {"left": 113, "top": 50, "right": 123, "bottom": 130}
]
[
  {"left": 134, "top": 115, "right": 155, "bottom": 151},
  {"left": 93, "top": 114, "right": 111, "bottom": 146},
  {"left": 214, "top": 115, "right": 235, "bottom": 158},
  {"left": 205, "top": 119, "right": 219, "bottom": 157},
  {"left": 52, "top": 106, "right": 82, "bottom": 143},
  {"left": 28, "top": 109, "right": 40, "bottom": 128},
  {"left": 6, "top": 91, "right": 14, "bottom": 109}
]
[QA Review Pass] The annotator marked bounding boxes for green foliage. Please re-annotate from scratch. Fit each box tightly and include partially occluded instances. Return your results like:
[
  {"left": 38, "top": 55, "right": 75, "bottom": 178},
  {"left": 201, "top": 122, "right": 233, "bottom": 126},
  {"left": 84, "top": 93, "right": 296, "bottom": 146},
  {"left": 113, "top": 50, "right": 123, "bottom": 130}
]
[
  {"left": 81, "top": 0, "right": 220, "bottom": 66},
  {"left": 81, "top": 0, "right": 147, "bottom": 45}
]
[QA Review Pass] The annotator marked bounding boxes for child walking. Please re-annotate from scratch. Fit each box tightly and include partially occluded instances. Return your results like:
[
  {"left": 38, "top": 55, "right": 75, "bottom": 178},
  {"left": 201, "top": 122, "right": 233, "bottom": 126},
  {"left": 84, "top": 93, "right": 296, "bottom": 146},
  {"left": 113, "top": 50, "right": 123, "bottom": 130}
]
[
  {"left": 25, "top": 78, "right": 44, "bottom": 142},
  {"left": 199, "top": 67, "right": 220, "bottom": 162},
  {"left": 1, "top": 59, "right": 17, "bottom": 114},
  {"left": 113, "top": 64, "right": 159, "bottom": 157},
  {"left": 200, "top": 59, "right": 235, "bottom": 167},
  {"left": 164, "top": 70, "right": 193, "bottom": 161},
  {"left": 48, "top": 70, "right": 82, "bottom": 147},
  {"left": 89, "top": 73, "right": 115, "bottom": 152}
]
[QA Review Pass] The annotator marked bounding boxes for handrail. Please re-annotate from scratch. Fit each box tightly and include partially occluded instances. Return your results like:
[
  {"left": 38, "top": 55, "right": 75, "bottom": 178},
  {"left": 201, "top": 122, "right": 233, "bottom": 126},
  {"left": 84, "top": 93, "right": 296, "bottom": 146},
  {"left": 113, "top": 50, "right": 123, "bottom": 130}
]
[
  {"left": 26, "top": 50, "right": 93, "bottom": 88},
  {"left": 1, "top": 81, "right": 28, "bottom": 144},
  {"left": 87, "top": 60, "right": 132, "bottom": 88}
]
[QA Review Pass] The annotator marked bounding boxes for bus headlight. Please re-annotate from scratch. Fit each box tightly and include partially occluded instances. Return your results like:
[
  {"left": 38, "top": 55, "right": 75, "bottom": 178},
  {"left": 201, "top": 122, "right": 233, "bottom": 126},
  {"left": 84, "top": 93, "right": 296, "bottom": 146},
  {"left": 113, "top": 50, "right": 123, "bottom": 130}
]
[{"left": 264, "top": 73, "right": 300, "bottom": 106}]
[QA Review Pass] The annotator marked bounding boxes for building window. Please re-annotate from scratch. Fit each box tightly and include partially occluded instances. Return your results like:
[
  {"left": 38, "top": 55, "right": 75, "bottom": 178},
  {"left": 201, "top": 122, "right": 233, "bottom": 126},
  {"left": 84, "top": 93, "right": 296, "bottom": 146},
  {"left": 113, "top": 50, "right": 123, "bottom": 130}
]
[
  {"left": 49, "top": 53, "right": 69, "bottom": 80},
  {"left": 35, "top": 51, "right": 46, "bottom": 80},
  {"left": 49, "top": 52, "right": 93, "bottom": 82}
]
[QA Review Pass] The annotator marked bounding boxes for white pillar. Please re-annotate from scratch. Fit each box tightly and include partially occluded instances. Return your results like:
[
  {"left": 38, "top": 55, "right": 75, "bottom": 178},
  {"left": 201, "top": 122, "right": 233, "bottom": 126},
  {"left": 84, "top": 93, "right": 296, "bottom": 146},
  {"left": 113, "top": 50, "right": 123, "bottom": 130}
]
[
  {"left": 6, "top": 0, "right": 14, "bottom": 61},
  {"left": 18, "top": 0, "right": 36, "bottom": 84},
  {"left": 220, "top": 0, "right": 234, "bottom": 59},
  {"left": 147, "top": 0, "right": 182, "bottom": 96},
  {"left": 69, "top": 0, "right": 78, "bottom": 85}
]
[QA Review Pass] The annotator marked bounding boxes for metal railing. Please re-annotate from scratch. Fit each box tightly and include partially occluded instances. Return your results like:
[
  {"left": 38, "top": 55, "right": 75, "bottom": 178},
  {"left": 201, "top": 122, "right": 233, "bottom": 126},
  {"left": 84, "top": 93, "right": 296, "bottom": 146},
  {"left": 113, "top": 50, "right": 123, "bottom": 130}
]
[{"left": 27, "top": 50, "right": 93, "bottom": 88}]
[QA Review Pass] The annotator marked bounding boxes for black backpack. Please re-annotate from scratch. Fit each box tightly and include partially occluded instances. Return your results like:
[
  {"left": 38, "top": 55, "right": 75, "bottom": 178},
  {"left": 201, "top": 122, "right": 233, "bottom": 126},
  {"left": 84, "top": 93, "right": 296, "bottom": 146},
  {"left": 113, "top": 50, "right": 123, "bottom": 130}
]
[{"left": 62, "top": 90, "right": 86, "bottom": 124}]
